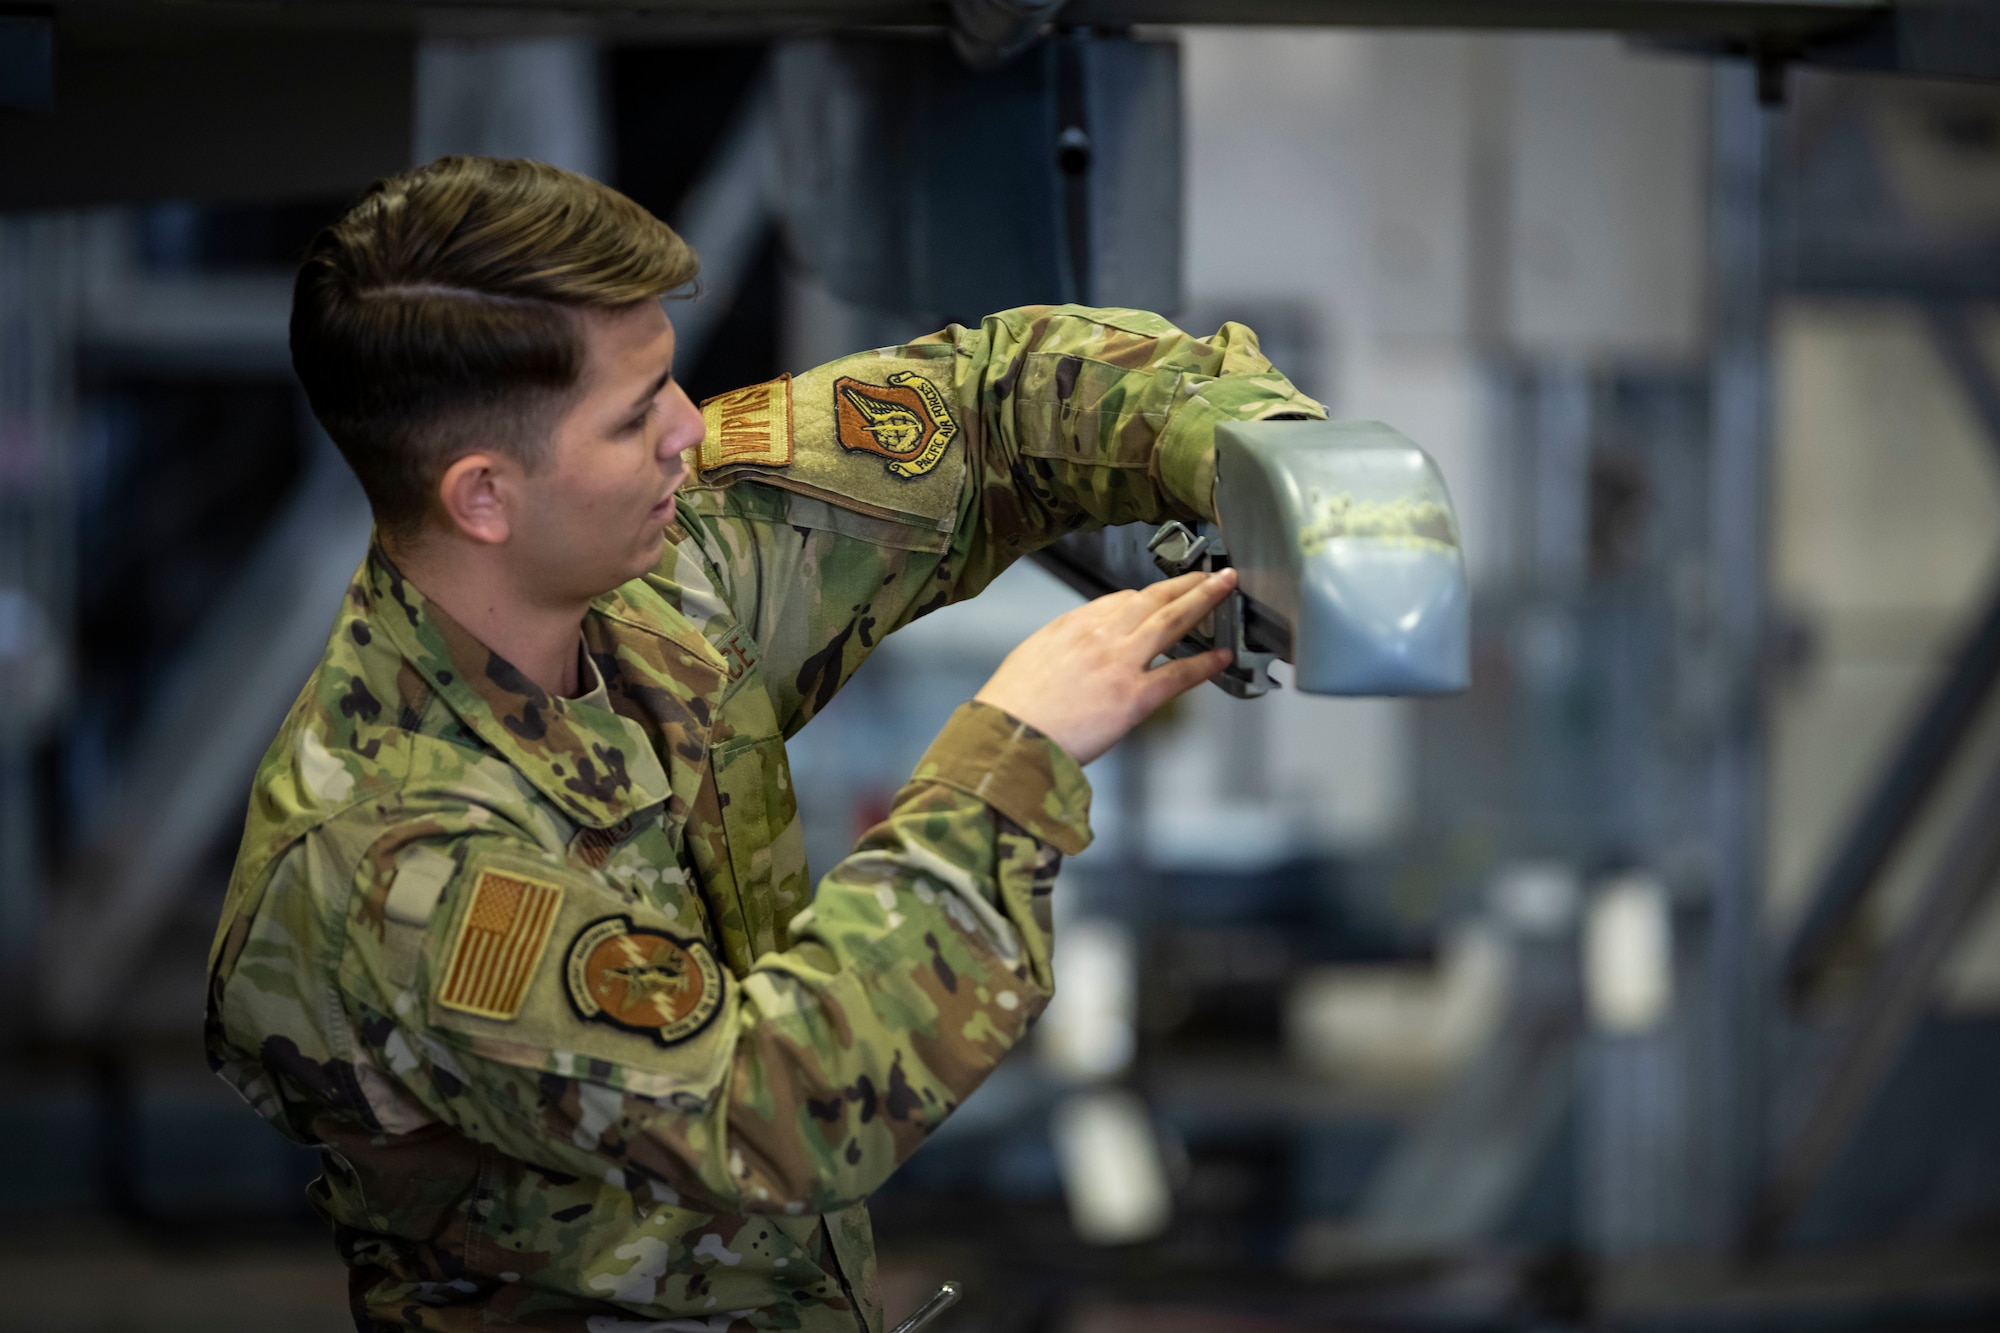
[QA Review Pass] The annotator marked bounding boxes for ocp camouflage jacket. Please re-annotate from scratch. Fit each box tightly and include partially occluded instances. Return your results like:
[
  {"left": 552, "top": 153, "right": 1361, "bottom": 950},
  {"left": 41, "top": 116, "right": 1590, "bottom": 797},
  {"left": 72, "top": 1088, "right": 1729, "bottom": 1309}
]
[{"left": 205, "top": 305, "right": 1323, "bottom": 1332}]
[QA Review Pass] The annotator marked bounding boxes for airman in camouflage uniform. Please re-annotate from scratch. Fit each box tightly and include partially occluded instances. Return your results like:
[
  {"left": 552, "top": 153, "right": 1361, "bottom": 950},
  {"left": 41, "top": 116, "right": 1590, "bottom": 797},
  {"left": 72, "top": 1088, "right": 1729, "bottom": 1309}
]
[{"left": 207, "top": 300, "right": 1323, "bottom": 1331}]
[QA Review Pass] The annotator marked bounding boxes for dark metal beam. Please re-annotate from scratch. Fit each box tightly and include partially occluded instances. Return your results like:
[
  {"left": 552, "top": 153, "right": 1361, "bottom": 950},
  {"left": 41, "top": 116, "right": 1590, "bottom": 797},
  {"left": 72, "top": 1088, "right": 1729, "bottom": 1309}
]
[
  {"left": 1793, "top": 0, "right": 2000, "bottom": 82},
  {"left": 46, "top": 0, "right": 1886, "bottom": 41},
  {"left": 0, "top": 24, "right": 412, "bottom": 211},
  {"left": 1925, "top": 304, "right": 2000, "bottom": 451},
  {"left": 1703, "top": 60, "right": 1777, "bottom": 1255},
  {"left": 1069, "top": 0, "right": 1879, "bottom": 32},
  {"left": 64, "top": 0, "right": 2000, "bottom": 90},
  {"left": 1782, "top": 308, "right": 2000, "bottom": 1002}
]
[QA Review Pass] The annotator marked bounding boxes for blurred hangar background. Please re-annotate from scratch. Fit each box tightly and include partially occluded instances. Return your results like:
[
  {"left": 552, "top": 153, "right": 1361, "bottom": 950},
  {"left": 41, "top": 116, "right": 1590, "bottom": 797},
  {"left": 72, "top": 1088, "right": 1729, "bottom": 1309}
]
[{"left": 6, "top": 0, "right": 2000, "bottom": 1328}]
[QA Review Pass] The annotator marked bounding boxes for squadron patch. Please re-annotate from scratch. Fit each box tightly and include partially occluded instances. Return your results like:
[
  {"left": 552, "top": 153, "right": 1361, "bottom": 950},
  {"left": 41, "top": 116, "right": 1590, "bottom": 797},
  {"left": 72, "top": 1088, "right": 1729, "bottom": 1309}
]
[
  {"left": 565, "top": 915, "right": 724, "bottom": 1046},
  {"left": 699, "top": 375, "right": 793, "bottom": 471},
  {"left": 834, "top": 372, "right": 959, "bottom": 479},
  {"left": 437, "top": 870, "right": 565, "bottom": 1021}
]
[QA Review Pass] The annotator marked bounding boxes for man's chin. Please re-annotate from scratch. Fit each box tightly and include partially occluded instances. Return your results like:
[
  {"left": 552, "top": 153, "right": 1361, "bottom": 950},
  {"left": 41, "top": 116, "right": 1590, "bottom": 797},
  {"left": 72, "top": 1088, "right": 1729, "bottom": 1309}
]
[{"left": 629, "top": 520, "right": 671, "bottom": 577}]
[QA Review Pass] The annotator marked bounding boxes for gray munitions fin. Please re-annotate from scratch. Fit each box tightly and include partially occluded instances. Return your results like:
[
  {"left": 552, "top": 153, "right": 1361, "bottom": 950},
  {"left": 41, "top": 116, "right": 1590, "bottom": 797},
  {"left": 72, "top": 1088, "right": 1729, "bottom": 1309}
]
[{"left": 1215, "top": 419, "right": 1470, "bottom": 696}]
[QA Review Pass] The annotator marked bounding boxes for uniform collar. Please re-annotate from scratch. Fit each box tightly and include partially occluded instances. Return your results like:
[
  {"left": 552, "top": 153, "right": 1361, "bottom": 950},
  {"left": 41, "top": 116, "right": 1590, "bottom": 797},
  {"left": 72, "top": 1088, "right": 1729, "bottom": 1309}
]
[{"left": 358, "top": 544, "right": 672, "bottom": 830}]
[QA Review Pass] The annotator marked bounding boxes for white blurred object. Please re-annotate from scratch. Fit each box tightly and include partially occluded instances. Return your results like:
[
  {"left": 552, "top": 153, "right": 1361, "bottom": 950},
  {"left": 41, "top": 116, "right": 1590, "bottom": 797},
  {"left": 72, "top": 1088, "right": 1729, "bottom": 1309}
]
[
  {"left": 1361, "top": 34, "right": 1477, "bottom": 345},
  {"left": 1037, "top": 917, "right": 1136, "bottom": 1080},
  {"left": 1490, "top": 860, "right": 1581, "bottom": 937},
  {"left": 1141, "top": 801, "right": 1303, "bottom": 874},
  {"left": 1050, "top": 1089, "right": 1173, "bottom": 1245},
  {"left": 1286, "top": 925, "right": 1509, "bottom": 1088},
  {"left": 1584, "top": 873, "right": 1674, "bottom": 1034},
  {"left": 1144, "top": 682, "right": 1414, "bottom": 857},
  {"left": 1504, "top": 35, "right": 1707, "bottom": 361}
]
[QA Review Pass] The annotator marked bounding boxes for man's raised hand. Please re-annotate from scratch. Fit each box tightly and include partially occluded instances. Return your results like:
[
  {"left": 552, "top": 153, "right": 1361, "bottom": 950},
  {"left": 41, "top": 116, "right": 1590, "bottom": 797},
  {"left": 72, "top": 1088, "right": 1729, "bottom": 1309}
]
[{"left": 973, "top": 569, "right": 1239, "bottom": 766}]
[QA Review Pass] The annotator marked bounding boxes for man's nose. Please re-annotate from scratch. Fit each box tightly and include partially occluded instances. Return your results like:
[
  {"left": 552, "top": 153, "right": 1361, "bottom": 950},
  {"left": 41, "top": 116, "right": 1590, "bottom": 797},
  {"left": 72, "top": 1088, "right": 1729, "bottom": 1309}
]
[{"left": 661, "top": 398, "right": 703, "bottom": 463}]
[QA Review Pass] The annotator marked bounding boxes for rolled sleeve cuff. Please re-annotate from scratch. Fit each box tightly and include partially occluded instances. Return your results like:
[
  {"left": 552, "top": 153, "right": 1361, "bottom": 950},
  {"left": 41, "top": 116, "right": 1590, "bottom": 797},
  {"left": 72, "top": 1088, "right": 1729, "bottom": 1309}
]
[
  {"left": 908, "top": 701, "right": 1093, "bottom": 856},
  {"left": 1157, "top": 374, "right": 1329, "bottom": 520}
]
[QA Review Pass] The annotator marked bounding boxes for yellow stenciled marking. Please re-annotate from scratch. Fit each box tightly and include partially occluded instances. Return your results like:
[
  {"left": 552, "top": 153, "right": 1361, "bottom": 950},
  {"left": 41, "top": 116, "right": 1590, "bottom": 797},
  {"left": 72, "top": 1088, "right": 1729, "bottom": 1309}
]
[
  {"left": 437, "top": 870, "right": 564, "bottom": 1021},
  {"left": 1296, "top": 488, "right": 1459, "bottom": 556}
]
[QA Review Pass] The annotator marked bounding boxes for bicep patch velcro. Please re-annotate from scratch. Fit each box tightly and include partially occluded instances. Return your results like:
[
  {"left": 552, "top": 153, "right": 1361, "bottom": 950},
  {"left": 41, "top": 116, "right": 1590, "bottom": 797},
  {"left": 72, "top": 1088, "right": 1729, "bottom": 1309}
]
[
  {"left": 698, "top": 375, "right": 794, "bottom": 470},
  {"left": 424, "top": 854, "right": 739, "bottom": 1098},
  {"left": 435, "top": 867, "right": 565, "bottom": 1021},
  {"left": 564, "top": 915, "right": 725, "bottom": 1046},
  {"left": 694, "top": 359, "right": 968, "bottom": 536}
]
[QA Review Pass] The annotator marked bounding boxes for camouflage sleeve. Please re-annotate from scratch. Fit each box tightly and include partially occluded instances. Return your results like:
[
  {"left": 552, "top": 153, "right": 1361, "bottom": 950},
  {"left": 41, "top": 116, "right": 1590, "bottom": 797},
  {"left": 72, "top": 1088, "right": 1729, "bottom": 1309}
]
[
  {"left": 342, "top": 701, "right": 1084, "bottom": 1215},
  {"left": 664, "top": 304, "right": 1324, "bottom": 732}
]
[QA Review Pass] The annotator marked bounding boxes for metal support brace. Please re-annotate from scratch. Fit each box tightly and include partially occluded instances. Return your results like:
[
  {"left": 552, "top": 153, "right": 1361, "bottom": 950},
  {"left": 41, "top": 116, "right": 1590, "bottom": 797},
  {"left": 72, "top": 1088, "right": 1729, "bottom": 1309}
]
[
  {"left": 1751, "top": 305, "right": 2000, "bottom": 1252},
  {"left": 1749, "top": 746, "right": 2000, "bottom": 1252},
  {"left": 1703, "top": 62, "right": 1776, "bottom": 1257},
  {"left": 667, "top": 80, "right": 777, "bottom": 373},
  {"left": 41, "top": 426, "right": 372, "bottom": 1037},
  {"left": 1783, "top": 306, "right": 2000, "bottom": 1000}
]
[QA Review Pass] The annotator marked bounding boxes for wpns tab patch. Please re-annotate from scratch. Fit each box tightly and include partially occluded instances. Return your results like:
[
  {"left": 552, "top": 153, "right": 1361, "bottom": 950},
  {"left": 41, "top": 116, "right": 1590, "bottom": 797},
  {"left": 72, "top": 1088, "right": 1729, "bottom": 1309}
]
[
  {"left": 565, "top": 915, "right": 724, "bottom": 1046},
  {"left": 699, "top": 375, "right": 793, "bottom": 471},
  {"left": 437, "top": 869, "right": 565, "bottom": 1021},
  {"left": 834, "top": 371, "right": 959, "bottom": 479}
]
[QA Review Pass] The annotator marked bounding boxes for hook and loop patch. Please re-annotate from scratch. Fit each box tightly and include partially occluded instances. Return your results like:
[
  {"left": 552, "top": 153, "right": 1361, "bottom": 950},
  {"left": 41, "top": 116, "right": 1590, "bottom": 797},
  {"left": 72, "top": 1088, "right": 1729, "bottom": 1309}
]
[
  {"left": 834, "top": 372, "right": 959, "bottom": 478},
  {"left": 436, "top": 869, "right": 566, "bottom": 1021},
  {"left": 565, "top": 915, "right": 724, "bottom": 1047}
]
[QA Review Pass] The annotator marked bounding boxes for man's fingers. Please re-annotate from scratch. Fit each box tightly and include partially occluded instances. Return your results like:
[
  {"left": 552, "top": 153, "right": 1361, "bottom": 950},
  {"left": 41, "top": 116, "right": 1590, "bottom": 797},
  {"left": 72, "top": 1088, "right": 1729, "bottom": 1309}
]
[
  {"left": 1138, "top": 568, "right": 1237, "bottom": 651},
  {"left": 1120, "top": 570, "right": 1209, "bottom": 621},
  {"left": 1139, "top": 646, "right": 1234, "bottom": 708}
]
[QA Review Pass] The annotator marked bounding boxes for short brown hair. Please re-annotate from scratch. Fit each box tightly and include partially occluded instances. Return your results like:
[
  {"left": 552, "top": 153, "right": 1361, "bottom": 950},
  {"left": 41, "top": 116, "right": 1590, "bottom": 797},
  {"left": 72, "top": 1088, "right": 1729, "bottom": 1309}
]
[{"left": 292, "top": 156, "right": 699, "bottom": 537}]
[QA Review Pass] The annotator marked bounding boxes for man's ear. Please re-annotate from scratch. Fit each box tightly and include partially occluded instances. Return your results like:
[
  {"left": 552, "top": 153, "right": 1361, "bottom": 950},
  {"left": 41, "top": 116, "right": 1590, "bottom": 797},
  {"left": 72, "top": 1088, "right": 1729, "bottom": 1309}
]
[{"left": 436, "top": 452, "right": 515, "bottom": 545}]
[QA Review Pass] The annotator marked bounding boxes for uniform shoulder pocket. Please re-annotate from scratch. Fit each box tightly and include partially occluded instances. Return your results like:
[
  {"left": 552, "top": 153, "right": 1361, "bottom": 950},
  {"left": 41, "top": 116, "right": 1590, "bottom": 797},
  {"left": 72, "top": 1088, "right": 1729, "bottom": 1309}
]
[
  {"left": 422, "top": 850, "right": 737, "bottom": 1101},
  {"left": 695, "top": 356, "right": 969, "bottom": 537}
]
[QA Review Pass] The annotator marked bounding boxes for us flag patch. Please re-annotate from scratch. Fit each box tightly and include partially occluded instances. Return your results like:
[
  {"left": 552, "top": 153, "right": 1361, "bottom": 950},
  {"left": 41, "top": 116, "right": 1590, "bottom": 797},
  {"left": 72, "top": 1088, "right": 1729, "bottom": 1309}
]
[{"left": 436, "top": 869, "right": 564, "bottom": 1021}]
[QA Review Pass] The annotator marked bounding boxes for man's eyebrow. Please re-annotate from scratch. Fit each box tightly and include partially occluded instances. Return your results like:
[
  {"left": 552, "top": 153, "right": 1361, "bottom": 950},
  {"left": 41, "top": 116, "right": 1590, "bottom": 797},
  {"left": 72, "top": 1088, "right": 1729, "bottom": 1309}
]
[{"left": 628, "top": 364, "right": 673, "bottom": 414}]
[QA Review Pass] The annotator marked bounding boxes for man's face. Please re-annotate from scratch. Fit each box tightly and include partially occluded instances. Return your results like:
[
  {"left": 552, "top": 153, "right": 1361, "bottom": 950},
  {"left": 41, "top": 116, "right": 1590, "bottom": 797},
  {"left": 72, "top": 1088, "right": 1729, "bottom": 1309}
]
[{"left": 508, "top": 300, "right": 703, "bottom": 603}]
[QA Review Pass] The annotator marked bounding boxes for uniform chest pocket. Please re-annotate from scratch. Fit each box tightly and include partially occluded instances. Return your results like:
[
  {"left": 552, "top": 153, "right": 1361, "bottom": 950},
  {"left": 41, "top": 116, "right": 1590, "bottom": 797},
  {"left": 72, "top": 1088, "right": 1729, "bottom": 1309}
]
[{"left": 706, "top": 734, "right": 809, "bottom": 965}]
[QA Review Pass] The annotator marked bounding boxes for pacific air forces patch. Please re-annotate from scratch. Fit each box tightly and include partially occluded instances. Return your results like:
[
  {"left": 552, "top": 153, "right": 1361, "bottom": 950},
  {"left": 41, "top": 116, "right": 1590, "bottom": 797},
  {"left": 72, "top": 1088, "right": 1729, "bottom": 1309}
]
[
  {"left": 565, "top": 915, "right": 723, "bottom": 1046},
  {"left": 834, "top": 372, "right": 959, "bottom": 478}
]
